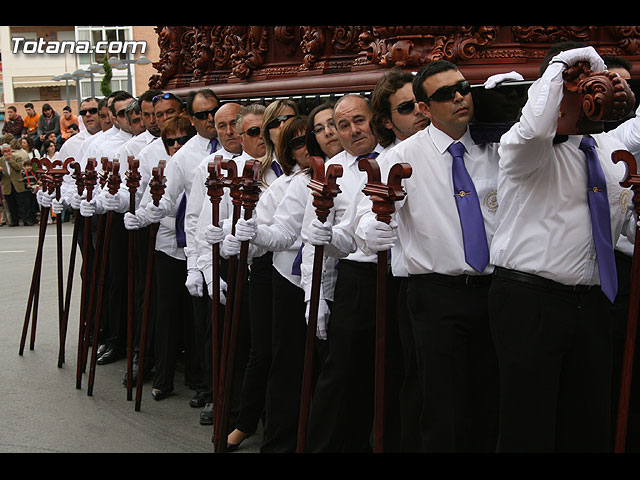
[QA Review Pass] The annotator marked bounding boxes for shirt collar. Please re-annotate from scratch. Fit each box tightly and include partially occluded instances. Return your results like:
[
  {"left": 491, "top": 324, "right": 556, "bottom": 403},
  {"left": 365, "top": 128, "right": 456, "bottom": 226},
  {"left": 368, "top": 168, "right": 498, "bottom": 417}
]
[{"left": 429, "top": 124, "right": 474, "bottom": 156}]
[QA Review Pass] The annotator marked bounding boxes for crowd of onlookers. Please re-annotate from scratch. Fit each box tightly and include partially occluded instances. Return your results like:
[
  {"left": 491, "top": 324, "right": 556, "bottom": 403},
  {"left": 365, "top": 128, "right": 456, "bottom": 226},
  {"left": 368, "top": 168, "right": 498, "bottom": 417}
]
[{"left": 0, "top": 103, "right": 78, "bottom": 226}]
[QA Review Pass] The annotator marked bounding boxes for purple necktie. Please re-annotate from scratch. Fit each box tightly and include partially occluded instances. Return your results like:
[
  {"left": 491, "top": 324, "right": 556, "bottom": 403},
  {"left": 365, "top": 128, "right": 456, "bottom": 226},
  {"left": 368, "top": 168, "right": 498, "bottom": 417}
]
[
  {"left": 579, "top": 136, "right": 617, "bottom": 303},
  {"left": 292, "top": 243, "right": 304, "bottom": 276},
  {"left": 448, "top": 142, "right": 489, "bottom": 273},
  {"left": 175, "top": 193, "right": 187, "bottom": 248},
  {"left": 209, "top": 138, "right": 219, "bottom": 154},
  {"left": 271, "top": 160, "right": 283, "bottom": 177}
]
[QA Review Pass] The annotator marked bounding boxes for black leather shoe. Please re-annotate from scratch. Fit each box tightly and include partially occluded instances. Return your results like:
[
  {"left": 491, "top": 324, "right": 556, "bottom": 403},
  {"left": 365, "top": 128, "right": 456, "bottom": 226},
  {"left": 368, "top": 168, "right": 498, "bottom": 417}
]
[
  {"left": 96, "top": 344, "right": 108, "bottom": 358},
  {"left": 152, "top": 388, "right": 173, "bottom": 401},
  {"left": 96, "top": 347, "right": 125, "bottom": 365},
  {"left": 190, "top": 391, "right": 207, "bottom": 408},
  {"left": 200, "top": 403, "right": 213, "bottom": 425}
]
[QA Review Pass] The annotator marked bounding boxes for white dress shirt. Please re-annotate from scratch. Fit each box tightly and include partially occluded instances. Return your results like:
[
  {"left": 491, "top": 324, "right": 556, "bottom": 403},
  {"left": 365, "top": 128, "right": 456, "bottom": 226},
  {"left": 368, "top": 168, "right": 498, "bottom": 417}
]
[
  {"left": 491, "top": 62, "right": 635, "bottom": 286},
  {"left": 356, "top": 125, "right": 500, "bottom": 277},
  {"left": 114, "top": 129, "right": 156, "bottom": 162}
]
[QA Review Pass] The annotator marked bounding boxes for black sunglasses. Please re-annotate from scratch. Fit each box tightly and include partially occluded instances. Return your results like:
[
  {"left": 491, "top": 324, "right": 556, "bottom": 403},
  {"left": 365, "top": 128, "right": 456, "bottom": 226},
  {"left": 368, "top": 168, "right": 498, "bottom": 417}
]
[
  {"left": 266, "top": 114, "right": 295, "bottom": 130},
  {"left": 425, "top": 80, "right": 471, "bottom": 103},
  {"left": 79, "top": 107, "right": 98, "bottom": 116},
  {"left": 164, "top": 135, "right": 191, "bottom": 147},
  {"left": 192, "top": 107, "right": 218, "bottom": 121},
  {"left": 392, "top": 100, "right": 416, "bottom": 115},
  {"left": 287, "top": 135, "right": 306, "bottom": 151},
  {"left": 240, "top": 126, "right": 261, "bottom": 137}
]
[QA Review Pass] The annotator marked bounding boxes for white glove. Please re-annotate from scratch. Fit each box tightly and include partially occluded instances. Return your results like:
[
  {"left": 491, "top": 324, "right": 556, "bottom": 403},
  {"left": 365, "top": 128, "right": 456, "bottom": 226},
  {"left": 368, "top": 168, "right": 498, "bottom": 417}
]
[
  {"left": 185, "top": 268, "right": 204, "bottom": 297},
  {"left": 305, "top": 299, "right": 330, "bottom": 340},
  {"left": 124, "top": 212, "right": 141, "bottom": 230},
  {"left": 207, "top": 277, "right": 228, "bottom": 305},
  {"left": 103, "top": 192, "right": 127, "bottom": 212},
  {"left": 234, "top": 217, "right": 257, "bottom": 242},
  {"left": 38, "top": 190, "right": 54, "bottom": 208},
  {"left": 70, "top": 192, "right": 85, "bottom": 210},
  {"left": 144, "top": 202, "right": 167, "bottom": 223},
  {"left": 307, "top": 218, "right": 333, "bottom": 246},
  {"left": 552, "top": 46, "right": 606, "bottom": 73},
  {"left": 80, "top": 198, "right": 97, "bottom": 217},
  {"left": 220, "top": 234, "right": 241, "bottom": 258},
  {"left": 205, "top": 224, "right": 225, "bottom": 245},
  {"left": 51, "top": 198, "right": 65, "bottom": 214},
  {"left": 363, "top": 219, "right": 397, "bottom": 252},
  {"left": 484, "top": 71, "right": 524, "bottom": 89}
]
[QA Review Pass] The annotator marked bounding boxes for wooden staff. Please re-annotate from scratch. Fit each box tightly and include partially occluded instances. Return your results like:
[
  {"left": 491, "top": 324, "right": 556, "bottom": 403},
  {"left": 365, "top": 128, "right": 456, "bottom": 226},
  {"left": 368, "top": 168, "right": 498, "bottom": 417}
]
[
  {"left": 358, "top": 158, "right": 412, "bottom": 453},
  {"left": 205, "top": 155, "right": 224, "bottom": 447},
  {"left": 213, "top": 158, "right": 242, "bottom": 452},
  {"left": 217, "top": 159, "right": 262, "bottom": 453},
  {"left": 58, "top": 159, "right": 84, "bottom": 368},
  {"left": 75, "top": 158, "right": 97, "bottom": 389},
  {"left": 19, "top": 159, "right": 50, "bottom": 355},
  {"left": 296, "top": 156, "right": 343, "bottom": 453},
  {"left": 125, "top": 156, "right": 141, "bottom": 401},
  {"left": 135, "top": 160, "right": 167, "bottom": 412},
  {"left": 87, "top": 159, "right": 121, "bottom": 397},
  {"left": 613, "top": 149, "right": 640, "bottom": 452}
]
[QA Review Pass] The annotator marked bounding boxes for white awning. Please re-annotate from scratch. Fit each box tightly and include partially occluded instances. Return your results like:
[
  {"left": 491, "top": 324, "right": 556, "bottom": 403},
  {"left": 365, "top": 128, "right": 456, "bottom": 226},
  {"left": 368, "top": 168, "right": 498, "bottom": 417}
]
[{"left": 12, "top": 76, "right": 70, "bottom": 89}]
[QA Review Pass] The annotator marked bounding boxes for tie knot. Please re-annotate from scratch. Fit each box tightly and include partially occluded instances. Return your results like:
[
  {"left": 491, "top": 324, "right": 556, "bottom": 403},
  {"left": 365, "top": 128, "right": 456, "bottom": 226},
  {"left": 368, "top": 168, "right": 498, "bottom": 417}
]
[
  {"left": 448, "top": 141, "right": 466, "bottom": 159},
  {"left": 356, "top": 152, "right": 379, "bottom": 161},
  {"left": 579, "top": 136, "right": 595, "bottom": 152}
]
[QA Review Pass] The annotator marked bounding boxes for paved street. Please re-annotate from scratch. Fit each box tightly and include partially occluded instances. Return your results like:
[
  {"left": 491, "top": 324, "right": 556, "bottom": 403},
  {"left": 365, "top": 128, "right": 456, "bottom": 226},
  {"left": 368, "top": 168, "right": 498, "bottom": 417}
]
[{"left": 0, "top": 220, "right": 261, "bottom": 453}]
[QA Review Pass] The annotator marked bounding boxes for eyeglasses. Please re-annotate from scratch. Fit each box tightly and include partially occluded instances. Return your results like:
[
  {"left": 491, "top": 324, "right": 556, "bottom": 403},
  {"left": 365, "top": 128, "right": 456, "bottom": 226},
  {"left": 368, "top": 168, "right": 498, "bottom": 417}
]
[
  {"left": 266, "top": 115, "right": 295, "bottom": 130},
  {"left": 192, "top": 107, "right": 218, "bottom": 121},
  {"left": 239, "top": 126, "right": 261, "bottom": 137},
  {"left": 152, "top": 92, "right": 183, "bottom": 105},
  {"left": 312, "top": 121, "right": 336, "bottom": 136},
  {"left": 79, "top": 107, "right": 98, "bottom": 116},
  {"left": 164, "top": 135, "right": 191, "bottom": 147},
  {"left": 392, "top": 100, "right": 416, "bottom": 115},
  {"left": 287, "top": 135, "right": 306, "bottom": 151},
  {"left": 425, "top": 80, "right": 471, "bottom": 103}
]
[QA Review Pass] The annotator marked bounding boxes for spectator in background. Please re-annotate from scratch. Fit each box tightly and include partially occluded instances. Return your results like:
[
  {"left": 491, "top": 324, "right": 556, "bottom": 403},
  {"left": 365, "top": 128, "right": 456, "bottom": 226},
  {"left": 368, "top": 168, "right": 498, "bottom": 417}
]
[
  {"left": 41, "top": 139, "right": 58, "bottom": 161},
  {"left": 35, "top": 104, "right": 60, "bottom": 151},
  {"left": 21, "top": 136, "right": 40, "bottom": 163},
  {"left": 21, "top": 159, "right": 38, "bottom": 225},
  {"left": 22, "top": 103, "right": 40, "bottom": 142},
  {"left": 0, "top": 143, "right": 31, "bottom": 226},
  {"left": 2, "top": 106, "right": 24, "bottom": 138},
  {"left": 58, "top": 105, "right": 79, "bottom": 148}
]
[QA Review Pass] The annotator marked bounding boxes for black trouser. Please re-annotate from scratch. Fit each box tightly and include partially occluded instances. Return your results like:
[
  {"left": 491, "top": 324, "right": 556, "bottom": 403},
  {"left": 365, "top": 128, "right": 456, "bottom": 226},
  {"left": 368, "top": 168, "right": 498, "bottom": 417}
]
[
  {"left": 152, "top": 250, "right": 192, "bottom": 392},
  {"left": 609, "top": 250, "right": 640, "bottom": 452},
  {"left": 5, "top": 186, "right": 26, "bottom": 225},
  {"left": 306, "top": 259, "right": 402, "bottom": 452},
  {"left": 407, "top": 272, "right": 498, "bottom": 453},
  {"left": 261, "top": 267, "right": 308, "bottom": 453},
  {"left": 489, "top": 267, "right": 612, "bottom": 452},
  {"left": 235, "top": 252, "right": 273, "bottom": 435},
  {"left": 104, "top": 212, "right": 128, "bottom": 352}
]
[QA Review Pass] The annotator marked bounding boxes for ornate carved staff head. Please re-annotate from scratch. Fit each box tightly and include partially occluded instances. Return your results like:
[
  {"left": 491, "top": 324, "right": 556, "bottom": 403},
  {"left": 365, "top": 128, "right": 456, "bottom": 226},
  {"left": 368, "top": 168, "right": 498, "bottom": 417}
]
[
  {"left": 69, "top": 160, "right": 85, "bottom": 197},
  {"left": 98, "top": 157, "right": 111, "bottom": 189},
  {"left": 308, "top": 156, "right": 342, "bottom": 223},
  {"left": 239, "top": 159, "right": 263, "bottom": 220},
  {"left": 358, "top": 158, "right": 412, "bottom": 224},
  {"left": 612, "top": 149, "right": 640, "bottom": 215},
  {"left": 41, "top": 156, "right": 73, "bottom": 198},
  {"left": 125, "top": 156, "right": 141, "bottom": 193},
  {"left": 558, "top": 62, "right": 636, "bottom": 135},
  {"left": 84, "top": 158, "right": 98, "bottom": 201},
  {"left": 107, "top": 159, "right": 122, "bottom": 196},
  {"left": 206, "top": 155, "right": 225, "bottom": 206},
  {"left": 149, "top": 160, "right": 167, "bottom": 207},
  {"left": 221, "top": 158, "right": 242, "bottom": 209}
]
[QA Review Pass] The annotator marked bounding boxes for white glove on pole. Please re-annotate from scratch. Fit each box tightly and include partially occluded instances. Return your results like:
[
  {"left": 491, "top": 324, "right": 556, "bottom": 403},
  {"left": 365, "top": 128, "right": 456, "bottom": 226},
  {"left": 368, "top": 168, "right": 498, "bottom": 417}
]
[
  {"left": 307, "top": 218, "right": 332, "bottom": 246},
  {"left": 144, "top": 202, "right": 167, "bottom": 223},
  {"left": 70, "top": 191, "right": 85, "bottom": 210},
  {"left": 208, "top": 277, "right": 228, "bottom": 305},
  {"left": 103, "top": 192, "right": 127, "bottom": 212},
  {"left": 484, "top": 71, "right": 524, "bottom": 89},
  {"left": 38, "top": 190, "right": 54, "bottom": 208},
  {"left": 220, "top": 234, "right": 241, "bottom": 258},
  {"left": 51, "top": 198, "right": 65, "bottom": 214},
  {"left": 305, "top": 299, "right": 330, "bottom": 340},
  {"left": 185, "top": 268, "right": 204, "bottom": 297},
  {"left": 363, "top": 219, "right": 397, "bottom": 252},
  {"left": 205, "top": 224, "right": 225, "bottom": 245},
  {"left": 79, "top": 198, "right": 97, "bottom": 217},
  {"left": 123, "top": 212, "right": 141, "bottom": 231},
  {"left": 234, "top": 217, "right": 257, "bottom": 242},
  {"left": 552, "top": 46, "right": 606, "bottom": 73}
]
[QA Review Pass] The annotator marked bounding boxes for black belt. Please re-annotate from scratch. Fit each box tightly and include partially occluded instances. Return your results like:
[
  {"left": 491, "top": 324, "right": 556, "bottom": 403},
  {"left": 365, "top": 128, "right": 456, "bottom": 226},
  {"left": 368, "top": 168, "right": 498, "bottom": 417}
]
[
  {"left": 494, "top": 267, "right": 597, "bottom": 294},
  {"left": 410, "top": 271, "right": 492, "bottom": 288}
]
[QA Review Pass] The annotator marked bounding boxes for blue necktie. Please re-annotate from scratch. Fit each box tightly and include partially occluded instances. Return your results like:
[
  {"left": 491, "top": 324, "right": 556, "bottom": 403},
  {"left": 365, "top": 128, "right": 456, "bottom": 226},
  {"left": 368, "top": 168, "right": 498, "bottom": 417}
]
[
  {"left": 579, "top": 136, "right": 617, "bottom": 302},
  {"left": 448, "top": 142, "right": 489, "bottom": 273},
  {"left": 209, "top": 138, "right": 219, "bottom": 154},
  {"left": 175, "top": 193, "right": 187, "bottom": 248},
  {"left": 272, "top": 160, "right": 283, "bottom": 177},
  {"left": 292, "top": 243, "right": 304, "bottom": 276}
]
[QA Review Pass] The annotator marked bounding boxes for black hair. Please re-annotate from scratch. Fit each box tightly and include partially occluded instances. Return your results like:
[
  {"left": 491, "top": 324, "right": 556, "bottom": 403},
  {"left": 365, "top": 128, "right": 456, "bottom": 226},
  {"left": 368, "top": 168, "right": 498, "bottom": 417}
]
[{"left": 413, "top": 59, "right": 459, "bottom": 104}]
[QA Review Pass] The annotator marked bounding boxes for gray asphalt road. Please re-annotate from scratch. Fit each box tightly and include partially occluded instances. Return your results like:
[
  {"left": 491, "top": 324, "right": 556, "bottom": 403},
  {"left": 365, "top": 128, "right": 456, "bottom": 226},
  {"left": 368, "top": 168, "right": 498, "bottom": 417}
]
[{"left": 0, "top": 220, "right": 261, "bottom": 453}]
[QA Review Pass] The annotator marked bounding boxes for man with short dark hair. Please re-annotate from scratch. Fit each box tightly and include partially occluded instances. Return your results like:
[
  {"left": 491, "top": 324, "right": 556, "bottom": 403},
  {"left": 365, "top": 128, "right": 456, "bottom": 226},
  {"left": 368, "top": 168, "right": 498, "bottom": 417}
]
[
  {"left": 2, "top": 106, "right": 24, "bottom": 138},
  {"left": 35, "top": 104, "right": 60, "bottom": 151}
]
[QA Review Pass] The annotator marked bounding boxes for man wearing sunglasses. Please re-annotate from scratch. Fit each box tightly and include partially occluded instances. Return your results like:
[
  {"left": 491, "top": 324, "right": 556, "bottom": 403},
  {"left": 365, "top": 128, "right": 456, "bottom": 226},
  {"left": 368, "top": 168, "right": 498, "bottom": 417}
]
[{"left": 355, "top": 60, "right": 501, "bottom": 453}]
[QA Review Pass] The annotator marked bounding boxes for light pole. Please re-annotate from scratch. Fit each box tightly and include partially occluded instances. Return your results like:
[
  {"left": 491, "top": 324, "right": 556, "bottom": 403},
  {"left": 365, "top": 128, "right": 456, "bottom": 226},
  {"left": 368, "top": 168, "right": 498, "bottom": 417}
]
[
  {"left": 108, "top": 56, "right": 152, "bottom": 94},
  {"left": 72, "top": 69, "right": 88, "bottom": 111},
  {"left": 52, "top": 73, "right": 73, "bottom": 107},
  {"left": 86, "top": 63, "right": 105, "bottom": 98}
]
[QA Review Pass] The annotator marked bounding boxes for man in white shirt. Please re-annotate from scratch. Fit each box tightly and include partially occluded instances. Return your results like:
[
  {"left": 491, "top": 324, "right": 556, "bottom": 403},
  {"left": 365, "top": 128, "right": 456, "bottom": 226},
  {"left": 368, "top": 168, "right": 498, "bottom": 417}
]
[
  {"left": 358, "top": 60, "right": 501, "bottom": 452},
  {"left": 489, "top": 44, "right": 636, "bottom": 452}
]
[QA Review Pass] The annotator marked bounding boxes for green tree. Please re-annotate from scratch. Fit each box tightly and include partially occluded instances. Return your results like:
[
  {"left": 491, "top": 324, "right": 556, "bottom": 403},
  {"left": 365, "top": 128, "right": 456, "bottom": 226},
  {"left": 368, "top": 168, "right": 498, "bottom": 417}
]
[{"left": 101, "top": 56, "right": 112, "bottom": 97}]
